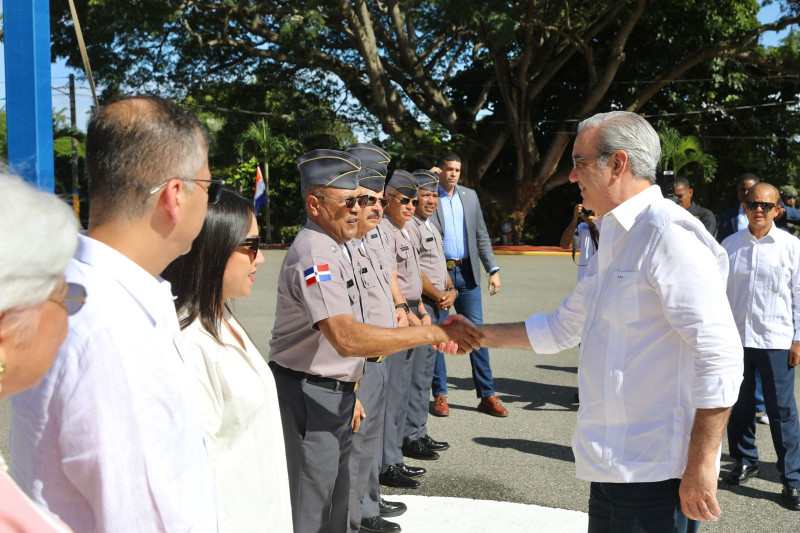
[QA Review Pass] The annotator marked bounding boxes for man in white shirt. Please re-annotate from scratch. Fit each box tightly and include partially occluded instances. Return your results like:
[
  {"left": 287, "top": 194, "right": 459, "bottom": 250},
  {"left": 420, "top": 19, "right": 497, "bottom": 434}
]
[
  {"left": 559, "top": 203, "right": 598, "bottom": 283},
  {"left": 721, "top": 182, "right": 800, "bottom": 510},
  {"left": 447, "top": 111, "right": 743, "bottom": 530},
  {"left": 10, "top": 96, "right": 223, "bottom": 532}
]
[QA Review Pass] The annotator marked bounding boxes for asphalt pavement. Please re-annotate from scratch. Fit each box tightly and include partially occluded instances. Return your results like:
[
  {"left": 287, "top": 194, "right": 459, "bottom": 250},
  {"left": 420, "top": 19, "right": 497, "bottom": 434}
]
[{"left": 2, "top": 251, "right": 800, "bottom": 532}]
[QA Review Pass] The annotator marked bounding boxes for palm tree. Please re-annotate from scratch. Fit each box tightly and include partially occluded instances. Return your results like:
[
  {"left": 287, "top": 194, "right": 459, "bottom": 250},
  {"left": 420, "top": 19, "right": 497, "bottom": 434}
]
[
  {"left": 236, "top": 119, "right": 302, "bottom": 242},
  {"left": 658, "top": 127, "right": 718, "bottom": 182}
]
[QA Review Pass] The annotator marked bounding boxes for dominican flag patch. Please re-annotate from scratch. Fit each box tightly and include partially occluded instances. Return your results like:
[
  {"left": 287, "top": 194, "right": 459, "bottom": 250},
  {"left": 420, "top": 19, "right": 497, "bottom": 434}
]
[{"left": 304, "top": 264, "right": 332, "bottom": 286}]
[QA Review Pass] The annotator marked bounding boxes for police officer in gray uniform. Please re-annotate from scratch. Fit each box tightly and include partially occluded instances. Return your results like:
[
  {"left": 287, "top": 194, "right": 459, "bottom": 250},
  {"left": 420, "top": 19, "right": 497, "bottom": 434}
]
[
  {"left": 270, "top": 150, "right": 481, "bottom": 533},
  {"left": 404, "top": 170, "right": 453, "bottom": 458},
  {"left": 378, "top": 170, "right": 435, "bottom": 490},
  {"left": 344, "top": 144, "right": 404, "bottom": 533}
]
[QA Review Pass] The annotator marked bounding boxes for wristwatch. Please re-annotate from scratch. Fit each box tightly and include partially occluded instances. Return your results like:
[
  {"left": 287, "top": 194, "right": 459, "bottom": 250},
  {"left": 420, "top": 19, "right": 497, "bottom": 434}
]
[{"left": 395, "top": 302, "right": 410, "bottom": 314}]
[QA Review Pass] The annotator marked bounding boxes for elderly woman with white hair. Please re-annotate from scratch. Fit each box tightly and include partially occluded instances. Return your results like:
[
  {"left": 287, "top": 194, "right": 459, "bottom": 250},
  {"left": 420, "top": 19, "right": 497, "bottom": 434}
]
[{"left": 0, "top": 174, "right": 84, "bottom": 531}]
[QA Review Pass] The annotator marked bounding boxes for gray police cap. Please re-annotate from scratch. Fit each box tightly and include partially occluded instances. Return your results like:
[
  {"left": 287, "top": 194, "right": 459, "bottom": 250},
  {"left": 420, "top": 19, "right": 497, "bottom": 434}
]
[
  {"left": 412, "top": 169, "right": 439, "bottom": 192},
  {"left": 345, "top": 143, "right": 390, "bottom": 166},
  {"left": 386, "top": 169, "right": 418, "bottom": 198},
  {"left": 357, "top": 167, "right": 387, "bottom": 193},
  {"left": 296, "top": 149, "right": 361, "bottom": 189}
]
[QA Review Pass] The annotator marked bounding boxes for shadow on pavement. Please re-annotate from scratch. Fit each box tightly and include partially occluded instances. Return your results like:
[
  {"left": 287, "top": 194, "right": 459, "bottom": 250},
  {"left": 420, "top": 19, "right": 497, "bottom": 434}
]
[
  {"left": 447, "top": 376, "right": 579, "bottom": 412},
  {"left": 472, "top": 437, "right": 576, "bottom": 462},
  {"left": 536, "top": 364, "right": 578, "bottom": 374}
]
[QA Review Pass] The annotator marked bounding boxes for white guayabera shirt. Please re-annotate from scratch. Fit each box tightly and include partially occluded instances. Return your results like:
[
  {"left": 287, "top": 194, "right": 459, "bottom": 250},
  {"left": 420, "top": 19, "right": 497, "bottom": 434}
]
[
  {"left": 525, "top": 185, "right": 743, "bottom": 483},
  {"left": 10, "top": 234, "right": 218, "bottom": 533},
  {"left": 722, "top": 223, "right": 800, "bottom": 349}
]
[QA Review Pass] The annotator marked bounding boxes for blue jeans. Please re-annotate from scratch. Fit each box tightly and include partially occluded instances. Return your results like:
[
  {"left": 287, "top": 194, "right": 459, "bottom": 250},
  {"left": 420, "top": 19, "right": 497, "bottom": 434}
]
[
  {"left": 588, "top": 479, "right": 698, "bottom": 533},
  {"left": 727, "top": 347, "right": 800, "bottom": 486},
  {"left": 431, "top": 262, "right": 495, "bottom": 398}
]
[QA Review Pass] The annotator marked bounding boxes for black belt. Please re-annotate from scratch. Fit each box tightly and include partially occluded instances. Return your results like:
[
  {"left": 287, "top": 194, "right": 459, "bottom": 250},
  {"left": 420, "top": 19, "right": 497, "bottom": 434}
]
[
  {"left": 446, "top": 258, "right": 468, "bottom": 270},
  {"left": 269, "top": 361, "right": 357, "bottom": 392}
]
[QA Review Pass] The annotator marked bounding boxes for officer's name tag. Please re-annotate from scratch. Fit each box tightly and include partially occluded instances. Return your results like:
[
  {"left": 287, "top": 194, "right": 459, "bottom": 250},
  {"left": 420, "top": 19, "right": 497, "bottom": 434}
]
[
  {"left": 346, "top": 279, "right": 354, "bottom": 288},
  {"left": 426, "top": 237, "right": 434, "bottom": 242},
  {"left": 360, "top": 267, "right": 368, "bottom": 274},
  {"left": 371, "top": 234, "right": 379, "bottom": 239},
  {"left": 400, "top": 245, "right": 409, "bottom": 252}
]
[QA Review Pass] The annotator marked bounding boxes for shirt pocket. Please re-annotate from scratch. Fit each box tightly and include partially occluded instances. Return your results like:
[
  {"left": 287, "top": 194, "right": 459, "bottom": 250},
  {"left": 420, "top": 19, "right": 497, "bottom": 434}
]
[
  {"left": 420, "top": 235, "right": 436, "bottom": 252},
  {"left": 612, "top": 271, "right": 639, "bottom": 324},
  {"left": 357, "top": 265, "right": 375, "bottom": 290},
  {"left": 769, "top": 263, "right": 791, "bottom": 323}
]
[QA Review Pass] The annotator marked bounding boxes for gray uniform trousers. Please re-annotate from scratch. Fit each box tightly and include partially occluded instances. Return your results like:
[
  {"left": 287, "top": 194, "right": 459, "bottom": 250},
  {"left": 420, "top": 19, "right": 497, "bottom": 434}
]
[
  {"left": 348, "top": 361, "right": 388, "bottom": 530},
  {"left": 273, "top": 369, "right": 356, "bottom": 533},
  {"left": 381, "top": 346, "right": 417, "bottom": 472},
  {"left": 404, "top": 301, "right": 444, "bottom": 444}
]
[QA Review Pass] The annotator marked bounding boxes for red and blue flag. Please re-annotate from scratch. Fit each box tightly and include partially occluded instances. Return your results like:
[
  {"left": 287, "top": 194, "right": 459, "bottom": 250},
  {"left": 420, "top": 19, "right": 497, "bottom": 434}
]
[{"left": 304, "top": 264, "right": 332, "bottom": 286}]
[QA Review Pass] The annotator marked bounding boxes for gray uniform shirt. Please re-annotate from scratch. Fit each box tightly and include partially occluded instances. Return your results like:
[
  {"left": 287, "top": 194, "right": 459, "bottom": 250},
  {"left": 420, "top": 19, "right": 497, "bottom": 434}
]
[
  {"left": 365, "top": 225, "right": 393, "bottom": 288},
  {"left": 346, "top": 238, "right": 397, "bottom": 329},
  {"left": 379, "top": 216, "right": 423, "bottom": 301},
  {"left": 269, "top": 219, "right": 367, "bottom": 382},
  {"left": 409, "top": 214, "right": 448, "bottom": 291}
]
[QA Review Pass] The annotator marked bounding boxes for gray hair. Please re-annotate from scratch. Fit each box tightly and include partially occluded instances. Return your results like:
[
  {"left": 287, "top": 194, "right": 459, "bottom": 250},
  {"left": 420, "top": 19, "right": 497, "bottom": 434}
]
[
  {"left": 577, "top": 111, "right": 661, "bottom": 184},
  {"left": 86, "top": 96, "right": 209, "bottom": 225},
  {"left": 0, "top": 173, "right": 79, "bottom": 341}
]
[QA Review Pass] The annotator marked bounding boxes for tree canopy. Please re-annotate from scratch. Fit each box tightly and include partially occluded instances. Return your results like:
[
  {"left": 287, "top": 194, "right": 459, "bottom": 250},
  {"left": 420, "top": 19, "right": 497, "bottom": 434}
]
[{"left": 50, "top": 0, "right": 800, "bottom": 242}]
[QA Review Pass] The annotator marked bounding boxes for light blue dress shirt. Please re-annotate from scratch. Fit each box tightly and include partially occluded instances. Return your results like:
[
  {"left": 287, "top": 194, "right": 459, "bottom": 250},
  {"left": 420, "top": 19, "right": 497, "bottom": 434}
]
[{"left": 438, "top": 185, "right": 468, "bottom": 260}]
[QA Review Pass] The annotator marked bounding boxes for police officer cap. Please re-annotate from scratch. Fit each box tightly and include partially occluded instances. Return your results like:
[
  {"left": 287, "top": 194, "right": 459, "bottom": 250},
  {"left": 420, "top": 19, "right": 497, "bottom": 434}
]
[
  {"left": 386, "top": 169, "right": 418, "bottom": 198},
  {"left": 296, "top": 149, "right": 361, "bottom": 189},
  {"left": 345, "top": 143, "right": 390, "bottom": 166},
  {"left": 412, "top": 169, "right": 439, "bottom": 192},
  {"left": 357, "top": 167, "right": 387, "bottom": 193},
  {"left": 780, "top": 185, "right": 797, "bottom": 198}
]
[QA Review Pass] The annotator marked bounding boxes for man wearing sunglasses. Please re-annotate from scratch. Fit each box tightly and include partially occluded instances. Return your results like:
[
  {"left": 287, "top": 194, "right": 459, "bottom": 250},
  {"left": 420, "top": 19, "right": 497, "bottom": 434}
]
[
  {"left": 377, "top": 169, "right": 441, "bottom": 491},
  {"left": 10, "top": 96, "right": 220, "bottom": 532},
  {"left": 721, "top": 182, "right": 800, "bottom": 511},
  {"left": 269, "top": 151, "right": 482, "bottom": 533},
  {"left": 344, "top": 143, "right": 407, "bottom": 533}
]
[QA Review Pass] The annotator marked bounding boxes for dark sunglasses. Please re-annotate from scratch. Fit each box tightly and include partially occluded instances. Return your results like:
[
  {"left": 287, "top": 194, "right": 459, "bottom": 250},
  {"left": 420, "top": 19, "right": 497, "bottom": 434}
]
[
  {"left": 388, "top": 193, "right": 419, "bottom": 206},
  {"left": 745, "top": 201, "right": 776, "bottom": 212},
  {"left": 238, "top": 236, "right": 261, "bottom": 260},
  {"left": 357, "top": 195, "right": 379, "bottom": 207},
  {"left": 315, "top": 195, "right": 363, "bottom": 209},
  {"left": 149, "top": 178, "right": 226, "bottom": 205},
  {"left": 378, "top": 197, "right": 390, "bottom": 208},
  {"left": 48, "top": 282, "right": 87, "bottom": 315}
]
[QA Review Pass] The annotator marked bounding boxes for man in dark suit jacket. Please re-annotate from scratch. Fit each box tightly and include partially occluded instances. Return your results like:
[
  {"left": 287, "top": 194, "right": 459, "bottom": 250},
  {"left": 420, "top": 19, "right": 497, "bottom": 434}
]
[{"left": 429, "top": 152, "right": 507, "bottom": 417}]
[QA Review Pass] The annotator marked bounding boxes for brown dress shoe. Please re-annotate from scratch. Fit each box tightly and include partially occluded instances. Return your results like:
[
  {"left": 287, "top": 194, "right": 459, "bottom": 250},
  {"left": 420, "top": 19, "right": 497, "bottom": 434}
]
[
  {"left": 477, "top": 395, "right": 508, "bottom": 417},
  {"left": 432, "top": 395, "right": 450, "bottom": 417}
]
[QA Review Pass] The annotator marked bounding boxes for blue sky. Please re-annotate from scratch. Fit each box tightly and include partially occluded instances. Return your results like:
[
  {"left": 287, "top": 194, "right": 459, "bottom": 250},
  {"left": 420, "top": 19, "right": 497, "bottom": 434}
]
[{"left": 0, "top": 3, "right": 795, "bottom": 132}]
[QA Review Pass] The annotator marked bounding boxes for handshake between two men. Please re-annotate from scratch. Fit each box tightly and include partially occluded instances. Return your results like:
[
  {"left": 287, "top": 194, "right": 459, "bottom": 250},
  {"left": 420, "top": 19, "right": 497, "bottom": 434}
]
[{"left": 433, "top": 315, "right": 530, "bottom": 355}]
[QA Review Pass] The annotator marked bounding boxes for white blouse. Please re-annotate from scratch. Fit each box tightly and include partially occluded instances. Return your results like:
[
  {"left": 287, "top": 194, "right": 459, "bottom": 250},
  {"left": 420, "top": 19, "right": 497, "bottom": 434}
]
[{"left": 182, "top": 313, "right": 293, "bottom": 533}]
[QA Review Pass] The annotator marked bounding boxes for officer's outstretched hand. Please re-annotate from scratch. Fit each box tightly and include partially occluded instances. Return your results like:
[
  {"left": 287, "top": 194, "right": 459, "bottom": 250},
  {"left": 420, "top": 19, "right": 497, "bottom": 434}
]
[{"left": 438, "top": 314, "right": 484, "bottom": 355}]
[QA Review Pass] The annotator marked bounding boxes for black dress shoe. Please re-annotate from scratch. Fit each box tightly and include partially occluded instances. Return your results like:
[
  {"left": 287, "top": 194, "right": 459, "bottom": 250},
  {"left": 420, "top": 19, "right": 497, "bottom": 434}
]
[
  {"left": 396, "top": 462, "right": 426, "bottom": 477},
  {"left": 379, "top": 465, "right": 420, "bottom": 489},
  {"left": 725, "top": 464, "right": 759, "bottom": 485},
  {"left": 783, "top": 484, "right": 800, "bottom": 510},
  {"left": 379, "top": 498, "right": 407, "bottom": 518},
  {"left": 401, "top": 439, "right": 439, "bottom": 461},
  {"left": 360, "top": 516, "right": 401, "bottom": 532},
  {"left": 420, "top": 434, "right": 450, "bottom": 451}
]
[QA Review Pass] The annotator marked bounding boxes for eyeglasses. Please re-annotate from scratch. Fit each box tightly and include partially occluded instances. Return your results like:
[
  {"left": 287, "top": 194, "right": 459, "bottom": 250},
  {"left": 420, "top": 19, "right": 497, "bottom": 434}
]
[
  {"left": 745, "top": 201, "right": 776, "bottom": 212},
  {"left": 357, "top": 195, "right": 379, "bottom": 207},
  {"left": 572, "top": 152, "right": 613, "bottom": 168},
  {"left": 48, "top": 282, "right": 87, "bottom": 315},
  {"left": 387, "top": 194, "right": 419, "bottom": 206},
  {"left": 238, "top": 236, "right": 260, "bottom": 261},
  {"left": 149, "top": 178, "right": 226, "bottom": 205},
  {"left": 378, "top": 197, "right": 390, "bottom": 208},
  {"left": 315, "top": 195, "right": 363, "bottom": 209}
]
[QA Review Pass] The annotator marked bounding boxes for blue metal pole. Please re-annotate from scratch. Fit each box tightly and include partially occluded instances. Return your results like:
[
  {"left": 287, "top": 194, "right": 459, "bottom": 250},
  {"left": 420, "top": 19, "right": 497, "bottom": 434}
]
[{"left": 3, "top": 0, "right": 54, "bottom": 191}]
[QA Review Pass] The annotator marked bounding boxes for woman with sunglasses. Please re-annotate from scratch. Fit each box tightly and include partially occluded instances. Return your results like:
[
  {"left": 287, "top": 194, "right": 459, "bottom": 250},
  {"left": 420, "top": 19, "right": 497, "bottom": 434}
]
[
  {"left": 162, "top": 190, "right": 292, "bottom": 532},
  {"left": 0, "top": 174, "right": 83, "bottom": 532}
]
